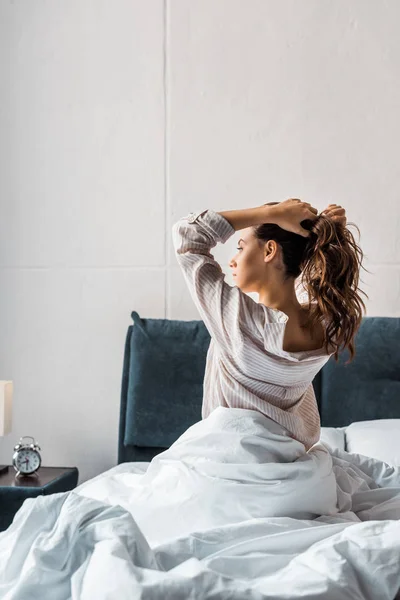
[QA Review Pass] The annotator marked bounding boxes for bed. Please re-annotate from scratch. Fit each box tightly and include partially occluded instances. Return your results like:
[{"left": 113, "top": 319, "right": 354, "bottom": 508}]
[
  {"left": 117, "top": 311, "right": 400, "bottom": 465},
  {"left": 0, "top": 312, "right": 399, "bottom": 599}
]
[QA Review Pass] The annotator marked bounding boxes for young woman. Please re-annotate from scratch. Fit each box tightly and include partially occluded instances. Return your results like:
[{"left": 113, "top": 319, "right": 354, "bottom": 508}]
[
  {"left": 75, "top": 201, "right": 370, "bottom": 545},
  {"left": 172, "top": 199, "right": 366, "bottom": 452}
]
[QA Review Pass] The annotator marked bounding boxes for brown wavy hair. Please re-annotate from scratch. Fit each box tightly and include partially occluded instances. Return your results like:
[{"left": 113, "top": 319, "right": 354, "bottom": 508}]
[{"left": 253, "top": 202, "right": 369, "bottom": 363}]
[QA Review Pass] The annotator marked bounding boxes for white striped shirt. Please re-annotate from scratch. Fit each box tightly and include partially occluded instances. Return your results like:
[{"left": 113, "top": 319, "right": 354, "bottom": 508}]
[{"left": 172, "top": 209, "right": 334, "bottom": 451}]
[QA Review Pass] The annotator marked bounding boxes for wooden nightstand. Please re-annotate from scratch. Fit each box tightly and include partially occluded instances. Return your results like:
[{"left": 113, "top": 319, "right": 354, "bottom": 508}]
[{"left": 0, "top": 466, "right": 79, "bottom": 532}]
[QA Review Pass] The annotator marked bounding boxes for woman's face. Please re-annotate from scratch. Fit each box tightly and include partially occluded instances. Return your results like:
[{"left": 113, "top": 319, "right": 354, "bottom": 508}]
[{"left": 229, "top": 227, "right": 279, "bottom": 293}]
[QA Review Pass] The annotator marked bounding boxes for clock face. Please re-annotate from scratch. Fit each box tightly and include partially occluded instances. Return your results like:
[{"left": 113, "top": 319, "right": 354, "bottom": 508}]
[{"left": 15, "top": 449, "right": 41, "bottom": 474}]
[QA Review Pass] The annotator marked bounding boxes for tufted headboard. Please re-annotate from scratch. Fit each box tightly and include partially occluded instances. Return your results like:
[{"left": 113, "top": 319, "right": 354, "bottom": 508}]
[{"left": 118, "top": 312, "right": 400, "bottom": 464}]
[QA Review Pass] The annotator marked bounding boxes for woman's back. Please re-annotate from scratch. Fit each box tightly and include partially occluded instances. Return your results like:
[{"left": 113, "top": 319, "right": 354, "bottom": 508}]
[
  {"left": 281, "top": 305, "right": 326, "bottom": 354},
  {"left": 200, "top": 304, "right": 333, "bottom": 451}
]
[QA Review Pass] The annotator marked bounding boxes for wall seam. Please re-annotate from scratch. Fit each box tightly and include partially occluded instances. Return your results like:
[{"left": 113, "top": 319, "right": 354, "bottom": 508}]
[{"left": 163, "top": 0, "right": 169, "bottom": 318}]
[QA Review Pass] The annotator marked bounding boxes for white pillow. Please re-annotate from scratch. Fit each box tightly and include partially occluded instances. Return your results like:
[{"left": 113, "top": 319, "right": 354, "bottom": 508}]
[
  {"left": 319, "top": 426, "right": 346, "bottom": 452},
  {"left": 344, "top": 419, "right": 400, "bottom": 466}
]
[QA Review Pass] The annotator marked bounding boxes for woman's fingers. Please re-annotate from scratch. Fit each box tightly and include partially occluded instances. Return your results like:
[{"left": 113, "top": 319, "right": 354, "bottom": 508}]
[
  {"left": 307, "top": 206, "right": 319, "bottom": 216},
  {"left": 327, "top": 210, "right": 346, "bottom": 218},
  {"left": 294, "top": 200, "right": 345, "bottom": 222},
  {"left": 286, "top": 200, "right": 347, "bottom": 230},
  {"left": 321, "top": 204, "right": 347, "bottom": 227},
  {"left": 321, "top": 204, "right": 343, "bottom": 213},
  {"left": 276, "top": 199, "right": 346, "bottom": 237},
  {"left": 302, "top": 203, "right": 319, "bottom": 219}
]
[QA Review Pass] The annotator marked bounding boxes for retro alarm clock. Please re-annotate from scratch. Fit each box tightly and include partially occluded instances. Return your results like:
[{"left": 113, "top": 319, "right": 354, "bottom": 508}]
[{"left": 12, "top": 436, "right": 42, "bottom": 477}]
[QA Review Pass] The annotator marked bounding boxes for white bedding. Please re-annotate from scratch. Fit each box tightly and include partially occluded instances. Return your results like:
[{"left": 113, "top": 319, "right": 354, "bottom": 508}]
[{"left": 0, "top": 406, "right": 399, "bottom": 599}]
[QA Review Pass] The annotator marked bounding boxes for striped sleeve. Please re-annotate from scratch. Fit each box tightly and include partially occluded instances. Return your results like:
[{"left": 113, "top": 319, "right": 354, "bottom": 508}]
[{"left": 172, "top": 209, "right": 263, "bottom": 352}]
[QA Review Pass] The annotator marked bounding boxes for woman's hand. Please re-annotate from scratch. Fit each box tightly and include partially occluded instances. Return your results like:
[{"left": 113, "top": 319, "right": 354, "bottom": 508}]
[
  {"left": 269, "top": 198, "right": 319, "bottom": 238},
  {"left": 320, "top": 204, "right": 347, "bottom": 227}
]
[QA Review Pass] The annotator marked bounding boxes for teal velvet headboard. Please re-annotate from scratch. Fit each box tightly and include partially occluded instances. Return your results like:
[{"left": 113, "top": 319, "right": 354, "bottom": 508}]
[{"left": 118, "top": 312, "right": 400, "bottom": 464}]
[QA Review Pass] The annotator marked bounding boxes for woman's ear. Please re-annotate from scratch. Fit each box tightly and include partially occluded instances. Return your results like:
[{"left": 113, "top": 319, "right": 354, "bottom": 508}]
[{"left": 264, "top": 240, "right": 279, "bottom": 263}]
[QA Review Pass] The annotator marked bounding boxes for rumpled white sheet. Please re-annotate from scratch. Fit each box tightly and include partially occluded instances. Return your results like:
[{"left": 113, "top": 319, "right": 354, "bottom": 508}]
[{"left": 0, "top": 406, "right": 399, "bottom": 600}]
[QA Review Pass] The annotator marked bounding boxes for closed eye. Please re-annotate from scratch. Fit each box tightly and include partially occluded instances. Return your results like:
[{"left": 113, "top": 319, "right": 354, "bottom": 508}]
[{"left": 236, "top": 247, "right": 242, "bottom": 251}]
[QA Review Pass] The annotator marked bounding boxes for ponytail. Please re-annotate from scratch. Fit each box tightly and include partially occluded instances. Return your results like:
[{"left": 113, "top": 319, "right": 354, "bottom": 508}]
[{"left": 298, "top": 215, "right": 368, "bottom": 363}]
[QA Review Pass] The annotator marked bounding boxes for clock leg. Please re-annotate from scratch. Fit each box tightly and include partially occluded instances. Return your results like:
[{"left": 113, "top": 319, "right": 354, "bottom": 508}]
[{"left": 0, "top": 465, "right": 8, "bottom": 475}]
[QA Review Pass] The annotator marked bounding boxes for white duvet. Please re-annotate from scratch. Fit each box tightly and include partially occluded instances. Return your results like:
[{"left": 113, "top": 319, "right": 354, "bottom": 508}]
[{"left": 0, "top": 406, "right": 399, "bottom": 599}]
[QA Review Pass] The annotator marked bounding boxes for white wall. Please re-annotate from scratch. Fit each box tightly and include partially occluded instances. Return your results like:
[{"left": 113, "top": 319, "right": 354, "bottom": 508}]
[{"left": 1, "top": 0, "right": 399, "bottom": 483}]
